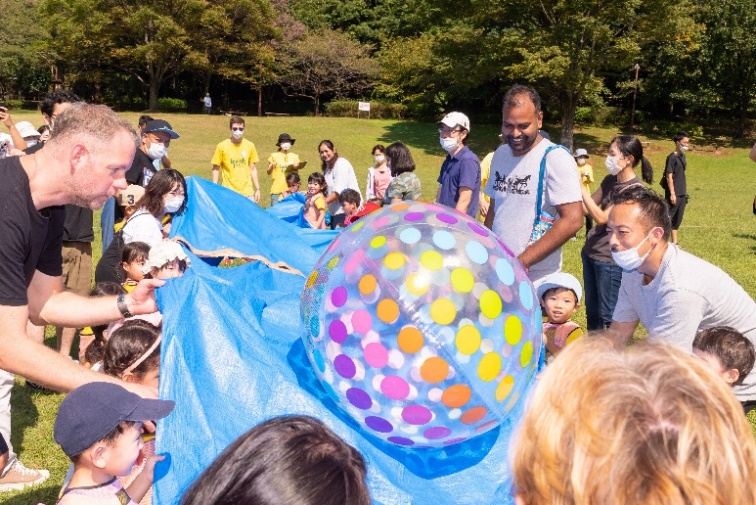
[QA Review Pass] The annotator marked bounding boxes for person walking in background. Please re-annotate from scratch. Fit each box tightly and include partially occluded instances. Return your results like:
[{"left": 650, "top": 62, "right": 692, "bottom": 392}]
[
  {"left": 435, "top": 112, "right": 481, "bottom": 218},
  {"left": 203, "top": 93, "right": 212, "bottom": 114},
  {"left": 573, "top": 148, "right": 594, "bottom": 233},
  {"left": 663, "top": 131, "right": 689, "bottom": 246},
  {"left": 211, "top": 116, "right": 261, "bottom": 202}
]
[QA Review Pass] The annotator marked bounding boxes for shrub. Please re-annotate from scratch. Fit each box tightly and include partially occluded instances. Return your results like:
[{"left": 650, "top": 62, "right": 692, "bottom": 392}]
[
  {"left": 1, "top": 99, "right": 24, "bottom": 110},
  {"left": 324, "top": 100, "right": 407, "bottom": 120},
  {"left": 158, "top": 98, "right": 187, "bottom": 112}
]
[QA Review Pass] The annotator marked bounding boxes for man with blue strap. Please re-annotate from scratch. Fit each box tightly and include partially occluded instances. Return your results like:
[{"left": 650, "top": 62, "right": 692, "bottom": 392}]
[{"left": 483, "top": 85, "right": 583, "bottom": 283}]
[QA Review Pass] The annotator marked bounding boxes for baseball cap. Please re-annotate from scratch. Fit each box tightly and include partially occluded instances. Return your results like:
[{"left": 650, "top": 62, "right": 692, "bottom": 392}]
[
  {"left": 536, "top": 272, "right": 583, "bottom": 303},
  {"left": 15, "top": 121, "right": 41, "bottom": 139},
  {"left": 54, "top": 382, "right": 175, "bottom": 458},
  {"left": 438, "top": 112, "right": 471, "bottom": 132},
  {"left": 118, "top": 184, "right": 146, "bottom": 206},
  {"left": 142, "top": 119, "right": 180, "bottom": 139},
  {"left": 574, "top": 148, "right": 589, "bottom": 158}
]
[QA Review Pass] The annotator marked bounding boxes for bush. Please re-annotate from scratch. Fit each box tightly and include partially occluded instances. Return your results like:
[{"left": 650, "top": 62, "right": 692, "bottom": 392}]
[
  {"left": 0, "top": 99, "right": 24, "bottom": 110},
  {"left": 158, "top": 97, "right": 187, "bottom": 112},
  {"left": 324, "top": 100, "right": 407, "bottom": 120}
]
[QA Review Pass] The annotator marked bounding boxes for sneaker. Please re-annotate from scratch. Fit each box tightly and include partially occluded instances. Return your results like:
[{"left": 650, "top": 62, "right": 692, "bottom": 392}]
[{"left": 0, "top": 459, "right": 50, "bottom": 492}]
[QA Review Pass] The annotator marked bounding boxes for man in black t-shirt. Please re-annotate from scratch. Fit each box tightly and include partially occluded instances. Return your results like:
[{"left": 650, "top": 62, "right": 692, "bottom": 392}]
[
  {"left": 664, "top": 131, "right": 689, "bottom": 246},
  {"left": 0, "top": 104, "right": 162, "bottom": 488}
]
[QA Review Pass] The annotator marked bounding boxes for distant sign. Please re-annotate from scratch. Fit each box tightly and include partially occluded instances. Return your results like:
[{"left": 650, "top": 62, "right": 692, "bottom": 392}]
[{"left": 358, "top": 101, "right": 371, "bottom": 112}]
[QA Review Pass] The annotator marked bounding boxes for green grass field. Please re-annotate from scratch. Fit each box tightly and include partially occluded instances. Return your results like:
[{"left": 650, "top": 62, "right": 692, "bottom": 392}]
[{"left": 4, "top": 112, "right": 756, "bottom": 503}]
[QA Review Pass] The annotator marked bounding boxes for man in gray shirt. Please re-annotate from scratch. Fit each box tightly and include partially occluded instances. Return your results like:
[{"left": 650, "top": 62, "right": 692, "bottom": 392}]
[{"left": 606, "top": 187, "right": 756, "bottom": 402}]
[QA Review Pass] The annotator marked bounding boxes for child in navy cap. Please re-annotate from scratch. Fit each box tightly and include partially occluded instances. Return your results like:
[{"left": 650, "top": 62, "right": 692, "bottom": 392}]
[{"left": 53, "top": 382, "right": 174, "bottom": 504}]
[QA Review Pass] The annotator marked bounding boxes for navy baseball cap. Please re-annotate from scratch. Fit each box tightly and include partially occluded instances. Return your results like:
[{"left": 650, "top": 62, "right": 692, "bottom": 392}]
[
  {"left": 54, "top": 382, "right": 175, "bottom": 457},
  {"left": 142, "top": 119, "right": 180, "bottom": 139}
]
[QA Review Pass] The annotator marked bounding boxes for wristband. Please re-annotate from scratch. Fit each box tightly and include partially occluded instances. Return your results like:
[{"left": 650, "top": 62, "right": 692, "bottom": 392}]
[{"left": 117, "top": 293, "right": 133, "bottom": 319}]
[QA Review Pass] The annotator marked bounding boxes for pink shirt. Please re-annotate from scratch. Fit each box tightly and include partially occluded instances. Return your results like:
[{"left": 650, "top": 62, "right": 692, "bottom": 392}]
[{"left": 57, "top": 477, "right": 138, "bottom": 505}]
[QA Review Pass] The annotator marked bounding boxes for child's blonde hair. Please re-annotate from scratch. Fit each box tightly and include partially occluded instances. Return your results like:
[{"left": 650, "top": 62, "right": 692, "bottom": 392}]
[{"left": 512, "top": 337, "right": 756, "bottom": 505}]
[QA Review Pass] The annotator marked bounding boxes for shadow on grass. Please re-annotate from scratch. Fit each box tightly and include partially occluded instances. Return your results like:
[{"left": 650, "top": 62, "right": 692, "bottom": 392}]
[
  {"left": 2, "top": 482, "right": 60, "bottom": 504},
  {"left": 732, "top": 233, "right": 756, "bottom": 253},
  {"left": 10, "top": 383, "right": 44, "bottom": 457}
]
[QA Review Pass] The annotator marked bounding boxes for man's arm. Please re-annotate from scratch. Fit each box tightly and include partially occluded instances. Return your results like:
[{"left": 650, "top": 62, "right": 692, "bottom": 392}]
[
  {"left": 249, "top": 162, "right": 261, "bottom": 203},
  {"left": 161, "top": 154, "right": 171, "bottom": 169},
  {"left": 606, "top": 320, "right": 639, "bottom": 348},
  {"left": 518, "top": 201, "right": 583, "bottom": 270},
  {"left": 484, "top": 198, "right": 496, "bottom": 229},
  {"left": 212, "top": 164, "right": 220, "bottom": 184},
  {"left": 0, "top": 108, "right": 27, "bottom": 150},
  {"left": 435, "top": 185, "right": 442, "bottom": 203},
  {"left": 667, "top": 172, "right": 676, "bottom": 205},
  {"left": 455, "top": 187, "right": 473, "bottom": 214}
]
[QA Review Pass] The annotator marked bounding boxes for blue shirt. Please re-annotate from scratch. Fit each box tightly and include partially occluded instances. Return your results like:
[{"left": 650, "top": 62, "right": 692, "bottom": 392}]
[{"left": 437, "top": 146, "right": 481, "bottom": 217}]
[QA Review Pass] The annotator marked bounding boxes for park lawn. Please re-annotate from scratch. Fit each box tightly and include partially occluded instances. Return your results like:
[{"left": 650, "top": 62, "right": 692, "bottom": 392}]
[{"left": 4, "top": 113, "right": 756, "bottom": 503}]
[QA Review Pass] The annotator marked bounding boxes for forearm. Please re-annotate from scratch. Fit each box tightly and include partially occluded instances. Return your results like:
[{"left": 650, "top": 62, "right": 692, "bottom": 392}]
[
  {"left": 250, "top": 164, "right": 260, "bottom": 190},
  {"left": 605, "top": 320, "right": 638, "bottom": 348},
  {"left": 581, "top": 187, "right": 608, "bottom": 224},
  {"left": 484, "top": 200, "right": 495, "bottom": 229},
  {"left": 325, "top": 192, "right": 338, "bottom": 205},
  {"left": 211, "top": 166, "right": 219, "bottom": 184},
  {"left": 8, "top": 125, "right": 27, "bottom": 150},
  {"left": 161, "top": 155, "right": 171, "bottom": 169},
  {"left": 267, "top": 162, "right": 275, "bottom": 175},
  {"left": 435, "top": 185, "right": 441, "bottom": 203},
  {"left": 126, "top": 467, "right": 154, "bottom": 503},
  {"left": 667, "top": 175, "right": 675, "bottom": 195},
  {"left": 455, "top": 189, "right": 472, "bottom": 214}
]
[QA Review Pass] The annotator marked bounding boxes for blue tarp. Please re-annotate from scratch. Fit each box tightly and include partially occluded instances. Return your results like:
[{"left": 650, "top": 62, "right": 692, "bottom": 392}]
[{"left": 155, "top": 178, "right": 530, "bottom": 504}]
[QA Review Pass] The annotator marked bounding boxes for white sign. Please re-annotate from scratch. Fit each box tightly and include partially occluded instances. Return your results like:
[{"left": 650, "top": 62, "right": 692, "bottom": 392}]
[{"left": 358, "top": 101, "right": 371, "bottom": 112}]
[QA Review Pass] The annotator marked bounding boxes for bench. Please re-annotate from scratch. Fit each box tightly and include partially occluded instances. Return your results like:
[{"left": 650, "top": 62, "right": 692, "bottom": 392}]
[
  {"left": 264, "top": 112, "right": 291, "bottom": 117},
  {"left": 220, "top": 110, "right": 248, "bottom": 116}
]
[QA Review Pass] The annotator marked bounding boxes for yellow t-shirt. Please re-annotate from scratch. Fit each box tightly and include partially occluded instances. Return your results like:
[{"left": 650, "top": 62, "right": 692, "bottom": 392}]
[
  {"left": 477, "top": 151, "right": 493, "bottom": 223},
  {"left": 267, "top": 151, "right": 301, "bottom": 195},
  {"left": 211, "top": 138, "right": 260, "bottom": 197},
  {"left": 577, "top": 162, "right": 594, "bottom": 192}
]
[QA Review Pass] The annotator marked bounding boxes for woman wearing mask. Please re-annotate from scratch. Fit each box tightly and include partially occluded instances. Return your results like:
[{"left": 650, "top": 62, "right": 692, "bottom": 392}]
[
  {"left": 319, "top": 140, "right": 361, "bottom": 229},
  {"left": 122, "top": 169, "right": 187, "bottom": 248},
  {"left": 663, "top": 131, "right": 689, "bottom": 246},
  {"left": 365, "top": 145, "right": 392, "bottom": 201},
  {"left": 267, "top": 133, "right": 301, "bottom": 207},
  {"left": 580, "top": 136, "right": 650, "bottom": 330}
]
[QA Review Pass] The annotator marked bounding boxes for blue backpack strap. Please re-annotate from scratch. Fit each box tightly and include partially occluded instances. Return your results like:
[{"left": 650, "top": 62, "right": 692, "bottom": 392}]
[{"left": 532, "top": 144, "right": 571, "bottom": 228}]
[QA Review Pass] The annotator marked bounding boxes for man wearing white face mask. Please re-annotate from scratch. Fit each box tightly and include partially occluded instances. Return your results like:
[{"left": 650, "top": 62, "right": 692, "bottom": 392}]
[
  {"left": 663, "top": 131, "right": 689, "bottom": 246},
  {"left": 607, "top": 186, "right": 756, "bottom": 404},
  {"left": 435, "top": 111, "right": 481, "bottom": 217},
  {"left": 211, "top": 116, "right": 261, "bottom": 202}
]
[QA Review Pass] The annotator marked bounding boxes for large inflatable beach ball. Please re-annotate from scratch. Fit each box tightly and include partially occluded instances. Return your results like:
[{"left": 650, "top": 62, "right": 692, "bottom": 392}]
[{"left": 301, "top": 202, "right": 542, "bottom": 448}]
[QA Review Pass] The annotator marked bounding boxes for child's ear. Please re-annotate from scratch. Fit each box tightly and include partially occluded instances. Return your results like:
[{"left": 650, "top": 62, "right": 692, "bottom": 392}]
[
  {"left": 91, "top": 444, "right": 108, "bottom": 469},
  {"left": 723, "top": 368, "right": 740, "bottom": 385},
  {"left": 121, "top": 371, "right": 137, "bottom": 383},
  {"left": 121, "top": 262, "right": 129, "bottom": 270}
]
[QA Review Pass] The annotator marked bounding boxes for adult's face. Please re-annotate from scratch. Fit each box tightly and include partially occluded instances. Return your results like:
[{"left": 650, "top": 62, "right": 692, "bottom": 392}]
[
  {"left": 606, "top": 202, "right": 660, "bottom": 257},
  {"left": 72, "top": 130, "right": 135, "bottom": 209},
  {"left": 142, "top": 130, "right": 171, "bottom": 150},
  {"left": 502, "top": 95, "right": 543, "bottom": 156},
  {"left": 319, "top": 144, "right": 335, "bottom": 165}
]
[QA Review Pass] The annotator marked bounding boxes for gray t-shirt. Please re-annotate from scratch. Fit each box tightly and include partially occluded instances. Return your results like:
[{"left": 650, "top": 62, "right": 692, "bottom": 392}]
[
  {"left": 613, "top": 244, "right": 756, "bottom": 401},
  {"left": 483, "top": 139, "right": 581, "bottom": 282}
]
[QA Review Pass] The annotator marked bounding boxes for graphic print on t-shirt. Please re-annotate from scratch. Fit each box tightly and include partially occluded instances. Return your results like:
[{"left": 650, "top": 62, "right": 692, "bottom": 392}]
[{"left": 492, "top": 171, "right": 532, "bottom": 195}]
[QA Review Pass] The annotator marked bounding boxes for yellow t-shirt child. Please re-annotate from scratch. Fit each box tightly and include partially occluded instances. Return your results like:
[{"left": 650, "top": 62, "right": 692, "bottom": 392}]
[{"left": 211, "top": 138, "right": 260, "bottom": 197}]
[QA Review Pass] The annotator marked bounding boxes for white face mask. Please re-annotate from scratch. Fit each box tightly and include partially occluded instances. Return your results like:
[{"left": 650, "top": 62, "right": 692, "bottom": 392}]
[
  {"left": 679, "top": 144, "right": 688, "bottom": 152},
  {"left": 611, "top": 231, "right": 654, "bottom": 271},
  {"left": 280, "top": 142, "right": 291, "bottom": 150},
  {"left": 232, "top": 130, "right": 244, "bottom": 140},
  {"left": 164, "top": 196, "right": 184, "bottom": 214},
  {"left": 146, "top": 143, "right": 167, "bottom": 161},
  {"left": 374, "top": 154, "right": 385, "bottom": 164},
  {"left": 576, "top": 158, "right": 586, "bottom": 166},
  {"left": 440, "top": 136, "right": 458, "bottom": 153},
  {"left": 605, "top": 155, "right": 622, "bottom": 176}
]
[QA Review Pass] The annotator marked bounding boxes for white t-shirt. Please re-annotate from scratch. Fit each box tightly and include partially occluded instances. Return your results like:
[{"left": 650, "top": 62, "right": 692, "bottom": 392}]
[
  {"left": 324, "top": 157, "right": 361, "bottom": 215},
  {"left": 613, "top": 244, "right": 756, "bottom": 401},
  {"left": 483, "top": 139, "right": 581, "bottom": 282},
  {"left": 122, "top": 210, "right": 163, "bottom": 248}
]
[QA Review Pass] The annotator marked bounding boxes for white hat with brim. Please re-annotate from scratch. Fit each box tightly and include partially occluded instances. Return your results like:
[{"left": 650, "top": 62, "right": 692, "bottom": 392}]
[
  {"left": 15, "top": 121, "right": 40, "bottom": 139},
  {"left": 438, "top": 112, "right": 471, "bottom": 132},
  {"left": 574, "top": 148, "right": 589, "bottom": 158},
  {"left": 535, "top": 272, "right": 583, "bottom": 303}
]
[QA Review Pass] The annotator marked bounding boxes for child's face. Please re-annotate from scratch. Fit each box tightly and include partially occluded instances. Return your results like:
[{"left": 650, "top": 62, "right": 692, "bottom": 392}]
[
  {"left": 122, "top": 259, "right": 146, "bottom": 282},
  {"left": 153, "top": 258, "right": 184, "bottom": 279},
  {"left": 542, "top": 288, "right": 578, "bottom": 324},
  {"left": 102, "top": 423, "right": 144, "bottom": 477},
  {"left": 342, "top": 201, "right": 358, "bottom": 216},
  {"left": 288, "top": 182, "right": 300, "bottom": 193},
  {"left": 308, "top": 180, "right": 322, "bottom": 195},
  {"left": 692, "top": 349, "right": 739, "bottom": 386}
]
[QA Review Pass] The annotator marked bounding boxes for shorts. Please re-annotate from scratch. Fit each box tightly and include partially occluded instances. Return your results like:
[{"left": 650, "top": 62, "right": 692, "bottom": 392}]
[
  {"left": 61, "top": 241, "right": 93, "bottom": 295},
  {"left": 668, "top": 195, "right": 687, "bottom": 230}
]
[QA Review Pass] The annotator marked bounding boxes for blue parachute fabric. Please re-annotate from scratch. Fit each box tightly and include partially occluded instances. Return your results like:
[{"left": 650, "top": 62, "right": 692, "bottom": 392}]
[
  {"left": 154, "top": 244, "right": 527, "bottom": 504},
  {"left": 265, "top": 192, "right": 306, "bottom": 223},
  {"left": 170, "top": 177, "right": 337, "bottom": 273}
]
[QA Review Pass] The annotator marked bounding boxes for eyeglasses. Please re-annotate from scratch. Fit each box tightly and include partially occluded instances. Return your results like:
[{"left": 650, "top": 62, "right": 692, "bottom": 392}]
[
  {"left": 232, "top": 127, "right": 244, "bottom": 132},
  {"left": 438, "top": 128, "right": 463, "bottom": 136}
]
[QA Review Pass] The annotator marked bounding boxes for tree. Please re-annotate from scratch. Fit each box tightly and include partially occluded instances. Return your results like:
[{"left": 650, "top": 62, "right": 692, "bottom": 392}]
[
  {"left": 0, "top": 0, "right": 51, "bottom": 99},
  {"left": 276, "top": 29, "right": 377, "bottom": 115}
]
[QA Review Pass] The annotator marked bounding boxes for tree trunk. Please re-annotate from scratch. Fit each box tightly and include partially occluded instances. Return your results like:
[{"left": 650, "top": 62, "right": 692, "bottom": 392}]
[
  {"left": 148, "top": 78, "right": 160, "bottom": 112},
  {"left": 315, "top": 95, "right": 320, "bottom": 117},
  {"left": 257, "top": 83, "right": 262, "bottom": 117},
  {"left": 736, "top": 86, "right": 748, "bottom": 138},
  {"left": 559, "top": 93, "right": 577, "bottom": 151}
]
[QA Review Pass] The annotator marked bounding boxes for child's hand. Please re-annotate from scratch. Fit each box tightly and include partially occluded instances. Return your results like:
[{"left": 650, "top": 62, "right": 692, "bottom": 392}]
[{"left": 143, "top": 454, "right": 166, "bottom": 482}]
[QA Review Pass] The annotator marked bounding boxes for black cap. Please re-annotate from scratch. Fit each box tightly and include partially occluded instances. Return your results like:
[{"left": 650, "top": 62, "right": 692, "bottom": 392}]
[
  {"left": 276, "top": 133, "right": 295, "bottom": 146},
  {"left": 54, "top": 382, "right": 175, "bottom": 457},
  {"left": 143, "top": 119, "right": 180, "bottom": 139}
]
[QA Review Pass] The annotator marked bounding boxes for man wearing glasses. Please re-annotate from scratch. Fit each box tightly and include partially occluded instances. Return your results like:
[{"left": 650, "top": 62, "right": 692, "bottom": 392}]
[
  {"left": 211, "top": 116, "right": 261, "bottom": 202},
  {"left": 435, "top": 112, "right": 481, "bottom": 218}
]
